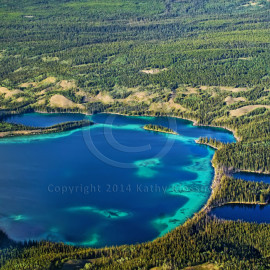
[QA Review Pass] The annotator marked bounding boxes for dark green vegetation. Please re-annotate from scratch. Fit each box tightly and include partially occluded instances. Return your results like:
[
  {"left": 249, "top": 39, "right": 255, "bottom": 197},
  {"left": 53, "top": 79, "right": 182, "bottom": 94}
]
[
  {"left": 0, "top": 0, "right": 270, "bottom": 268},
  {"left": 0, "top": 0, "right": 270, "bottom": 116},
  {"left": 197, "top": 137, "right": 225, "bottom": 149},
  {"left": 210, "top": 175, "right": 270, "bottom": 206},
  {"left": 1, "top": 0, "right": 270, "bottom": 92},
  {"left": 143, "top": 124, "right": 177, "bottom": 134},
  {"left": 214, "top": 142, "right": 270, "bottom": 173},
  {"left": 0, "top": 121, "right": 33, "bottom": 132},
  {"left": 0, "top": 120, "right": 93, "bottom": 138},
  {"left": 2, "top": 214, "right": 270, "bottom": 270}
]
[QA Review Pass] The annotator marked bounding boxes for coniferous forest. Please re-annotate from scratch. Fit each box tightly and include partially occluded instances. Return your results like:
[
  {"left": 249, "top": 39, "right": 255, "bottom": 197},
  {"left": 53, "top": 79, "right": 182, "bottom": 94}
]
[{"left": 0, "top": 0, "right": 270, "bottom": 269}]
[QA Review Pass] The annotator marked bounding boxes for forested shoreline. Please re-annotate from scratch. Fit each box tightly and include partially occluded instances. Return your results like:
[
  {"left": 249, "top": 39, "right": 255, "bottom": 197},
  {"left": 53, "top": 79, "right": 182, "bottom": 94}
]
[
  {"left": 0, "top": 0, "right": 270, "bottom": 268},
  {"left": 143, "top": 124, "right": 178, "bottom": 135},
  {"left": 0, "top": 107, "right": 268, "bottom": 269},
  {"left": 0, "top": 120, "right": 93, "bottom": 138}
]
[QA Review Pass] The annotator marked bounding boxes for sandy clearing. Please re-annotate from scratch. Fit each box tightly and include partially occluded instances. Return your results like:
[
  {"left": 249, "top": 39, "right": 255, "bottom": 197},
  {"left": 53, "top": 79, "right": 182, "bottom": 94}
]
[
  {"left": 149, "top": 102, "right": 164, "bottom": 112},
  {"left": 200, "top": 86, "right": 209, "bottom": 90},
  {"left": 185, "top": 87, "right": 198, "bottom": 94},
  {"left": 0, "top": 87, "right": 11, "bottom": 96},
  {"left": 90, "top": 92, "right": 114, "bottom": 104},
  {"left": 128, "top": 91, "right": 147, "bottom": 100},
  {"left": 183, "top": 263, "right": 219, "bottom": 269},
  {"left": 50, "top": 94, "right": 84, "bottom": 109},
  {"left": 50, "top": 94, "right": 75, "bottom": 107},
  {"left": 225, "top": 96, "right": 246, "bottom": 105},
  {"left": 238, "top": 57, "right": 252, "bottom": 60},
  {"left": 14, "top": 67, "right": 24, "bottom": 73},
  {"left": 36, "top": 89, "right": 49, "bottom": 96},
  {"left": 42, "top": 57, "right": 59, "bottom": 62},
  {"left": 76, "top": 90, "right": 88, "bottom": 97},
  {"left": 230, "top": 105, "right": 270, "bottom": 117},
  {"left": 14, "top": 97, "right": 25, "bottom": 103},
  {"left": 0, "top": 87, "right": 22, "bottom": 98},
  {"left": 59, "top": 80, "right": 76, "bottom": 90},
  {"left": 149, "top": 101, "right": 186, "bottom": 113},
  {"left": 199, "top": 86, "right": 248, "bottom": 92},
  {"left": 199, "top": 85, "right": 220, "bottom": 92},
  {"left": 124, "top": 91, "right": 157, "bottom": 103},
  {"left": 19, "top": 82, "right": 37, "bottom": 88},
  {"left": 242, "top": 1, "right": 263, "bottom": 7},
  {"left": 34, "top": 99, "right": 46, "bottom": 106},
  {"left": 183, "top": 85, "right": 218, "bottom": 96},
  {"left": 168, "top": 99, "right": 186, "bottom": 111},
  {"left": 219, "top": 86, "right": 248, "bottom": 92},
  {"left": 39, "top": 77, "right": 57, "bottom": 85},
  {"left": 140, "top": 68, "right": 168, "bottom": 74}
]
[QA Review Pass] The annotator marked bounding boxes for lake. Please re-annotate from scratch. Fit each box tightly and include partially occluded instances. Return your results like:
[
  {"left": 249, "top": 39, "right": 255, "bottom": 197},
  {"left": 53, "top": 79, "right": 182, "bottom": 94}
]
[
  {"left": 212, "top": 204, "right": 270, "bottom": 223},
  {"left": 213, "top": 171, "right": 270, "bottom": 224},
  {"left": 233, "top": 172, "right": 270, "bottom": 184},
  {"left": 0, "top": 113, "right": 235, "bottom": 247}
]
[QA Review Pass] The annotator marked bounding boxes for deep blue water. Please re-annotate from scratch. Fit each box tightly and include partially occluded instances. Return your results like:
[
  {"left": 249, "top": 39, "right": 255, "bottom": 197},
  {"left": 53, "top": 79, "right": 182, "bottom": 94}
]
[
  {"left": 212, "top": 204, "right": 270, "bottom": 223},
  {"left": 0, "top": 113, "right": 235, "bottom": 247},
  {"left": 5, "top": 113, "right": 87, "bottom": 128},
  {"left": 6, "top": 113, "right": 235, "bottom": 144},
  {"left": 233, "top": 172, "right": 270, "bottom": 184},
  {"left": 214, "top": 171, "right": 270, "bottom": 224}
]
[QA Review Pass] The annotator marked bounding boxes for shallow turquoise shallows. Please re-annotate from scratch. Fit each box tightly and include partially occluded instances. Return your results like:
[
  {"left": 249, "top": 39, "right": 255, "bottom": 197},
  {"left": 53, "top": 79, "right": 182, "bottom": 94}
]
[{"left": 0, "top": 113, "right": 235, "bottom": 247}]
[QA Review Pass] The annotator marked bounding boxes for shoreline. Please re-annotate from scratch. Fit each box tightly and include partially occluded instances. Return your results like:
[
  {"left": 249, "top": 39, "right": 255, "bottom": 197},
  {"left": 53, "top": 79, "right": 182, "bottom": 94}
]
[
  {"left": 0, "top": 120, "right": 93, "bottom": 139},
  {"left": 143, "top": 126, "right": 178, "bottom": 135},
  {"left": 34, "top": 110, "right": 91, "bottom": 116},
  {"left": 103, "top": 111, "right": 240, "bottom": 142},
  {"left": 221, "top": 201, "right": 268, "bottom": 206},
  {"left": 234, "top": 168, "right": 270, "bottom": 176},
  {"left": 194, "top": 139, "right": 219, "bottom": 150},
  {"left": 195, "top": 123, "right": 241, "bottom": 142},
  {"left": 1, "top": 109, "right": 268, "bottom": 247}
]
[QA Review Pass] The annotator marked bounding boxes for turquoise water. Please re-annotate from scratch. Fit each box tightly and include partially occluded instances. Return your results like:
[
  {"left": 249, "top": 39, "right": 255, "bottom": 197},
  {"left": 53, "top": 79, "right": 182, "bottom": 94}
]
[{"left": 0, "top": 113, "right": 235, "bottom": 247}]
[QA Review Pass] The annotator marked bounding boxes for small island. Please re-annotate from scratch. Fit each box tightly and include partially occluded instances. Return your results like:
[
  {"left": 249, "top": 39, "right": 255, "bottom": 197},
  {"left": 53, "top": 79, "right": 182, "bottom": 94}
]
[
  {"left": 143, "top": 124, "right": 178, "bottom": 135},
  {"left": 0, "top": 120, "right": 94, "bottom": 138}
]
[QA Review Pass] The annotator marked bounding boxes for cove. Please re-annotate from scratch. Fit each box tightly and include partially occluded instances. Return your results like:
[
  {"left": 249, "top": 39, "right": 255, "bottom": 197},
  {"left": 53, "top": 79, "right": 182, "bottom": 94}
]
[
  {"left": 233, "top": 172, "right": 270, "bottom": 184},
  {"left": 0, "top": 113, "right": 235, "bottom": 247},
  {"left": 211, "top": 204, "right": 270, "bottom": 223}
]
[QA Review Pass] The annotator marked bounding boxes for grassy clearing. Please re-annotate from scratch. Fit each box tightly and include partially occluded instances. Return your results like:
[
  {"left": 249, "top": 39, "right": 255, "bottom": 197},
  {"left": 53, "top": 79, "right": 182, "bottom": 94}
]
[
  {"left": 49, "top": 94, "right": 84, "bottom": 109},
  {"left": 224, "top": 96, "right": 246, "bottom": 105},
  {"left": 183, "top": 263, "right": 220, "bottom": 270},
  {"left": 230, "top": 105, "right": 270, "bottom": 116},
  {"left": 0, "top": 87, "right": 22, "bottom": 98}
]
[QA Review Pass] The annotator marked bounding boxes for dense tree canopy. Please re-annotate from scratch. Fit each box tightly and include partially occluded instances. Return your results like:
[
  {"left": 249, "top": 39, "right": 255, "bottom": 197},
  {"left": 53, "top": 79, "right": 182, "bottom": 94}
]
[{"left": 0, "top": 0, "right": 270, "bottom": 269}]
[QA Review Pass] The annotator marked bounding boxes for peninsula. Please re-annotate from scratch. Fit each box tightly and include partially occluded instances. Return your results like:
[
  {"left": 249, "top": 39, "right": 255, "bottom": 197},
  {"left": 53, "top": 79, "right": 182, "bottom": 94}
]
[
  {"left": 0, "top": 120, "right": 93, "bottom": 138},
  {"left": 143, "top": 124, "right": 178, "bottom": 135}
]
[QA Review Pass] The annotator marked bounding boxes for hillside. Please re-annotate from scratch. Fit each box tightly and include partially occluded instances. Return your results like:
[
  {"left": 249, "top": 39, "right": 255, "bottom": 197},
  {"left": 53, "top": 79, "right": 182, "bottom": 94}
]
[
  {"left": 0, "top": 0, "right": 270, "bottom": 269},
  {"left": 0, "top": 0, "right": 269, "bottom": 114}
]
